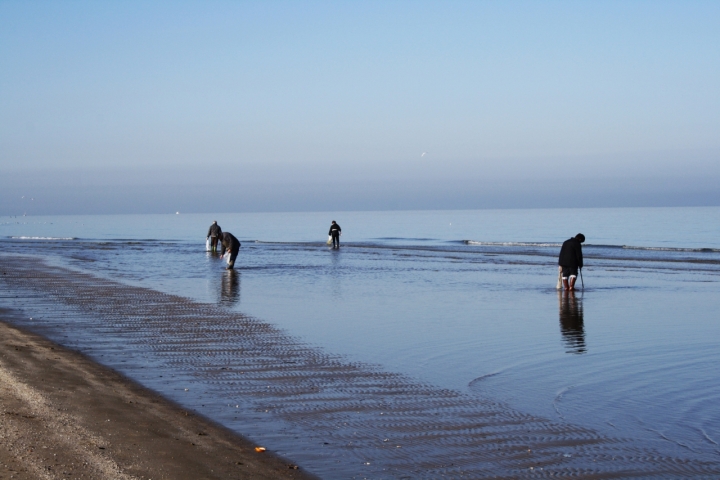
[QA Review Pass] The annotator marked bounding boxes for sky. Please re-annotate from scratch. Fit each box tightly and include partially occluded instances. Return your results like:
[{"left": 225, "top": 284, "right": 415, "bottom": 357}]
[{"left": 1, "top": 1, "right": 719, "bottom": 214}]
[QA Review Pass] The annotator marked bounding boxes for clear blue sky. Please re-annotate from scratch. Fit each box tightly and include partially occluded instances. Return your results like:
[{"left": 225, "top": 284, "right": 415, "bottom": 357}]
[{"left": 1, "top": 1, "right": 719, "bottom": 214}]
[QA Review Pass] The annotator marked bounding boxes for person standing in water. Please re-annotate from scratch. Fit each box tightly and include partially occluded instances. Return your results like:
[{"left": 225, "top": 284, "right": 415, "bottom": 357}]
[
  {"left": 328, "top": 221, "right": 342, "bottom": 249},
  {"left": 558, "top": 233, "right": 585, "bottom": 290},
  {"left": 219, "top": 231, "right": 241, "bottom": 270},
  {"left": 206, "top": 221, "right": 222, "bottom": 252}
]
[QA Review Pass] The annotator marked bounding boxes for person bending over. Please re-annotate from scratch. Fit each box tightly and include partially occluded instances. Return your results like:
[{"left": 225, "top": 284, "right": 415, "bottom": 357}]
[
  {"left": 206, "top": 221, "right": 222, "bottom": 252},
  {"left": 328, "top": 221, "right": 342, "bottom": 249},
  {"left": 558, "top": 233, "right": 585, "bottom": 290},
  {"left": 219, "top": 231, "right": 241, "bottom": 270}
]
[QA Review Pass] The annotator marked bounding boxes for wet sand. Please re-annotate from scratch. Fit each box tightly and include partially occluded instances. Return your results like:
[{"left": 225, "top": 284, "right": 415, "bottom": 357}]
[
  {"left": 0, "top": 317, "right": 315, "bottom": 480},
  {"left": 2, "top": 256, "right": 720, "bottom": 478}
]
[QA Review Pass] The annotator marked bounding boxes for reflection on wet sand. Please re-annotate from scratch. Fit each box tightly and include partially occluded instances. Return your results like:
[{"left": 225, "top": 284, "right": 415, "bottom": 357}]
[
  {"left": 219, "top": 269, "right": 240, "bottom": 305},
  {"left": 558, "top": 290, "right": 586, "bottom": 354},
  {"left": 329, "top": 248, "right": 342, "bottom": 298}
]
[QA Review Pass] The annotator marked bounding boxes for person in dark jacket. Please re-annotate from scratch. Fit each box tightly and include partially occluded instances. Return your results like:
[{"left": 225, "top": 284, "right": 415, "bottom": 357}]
[
  {"left": 219, "top": 231, "right": 241, "bottom": 270},
  {"left": 206, "top": 221, "right": 222, "bottom": 252},
  {"left": 558, "top": 233, "right": 585, "bottom": 290},
  {"left": 328, "top": 221, "right": 342, "bottom": 249}
]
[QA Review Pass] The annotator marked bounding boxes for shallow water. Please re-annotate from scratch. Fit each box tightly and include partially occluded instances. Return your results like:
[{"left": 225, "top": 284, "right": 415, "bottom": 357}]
[{"left": 2, "top": 207, "right": 720, "bottom": 476}]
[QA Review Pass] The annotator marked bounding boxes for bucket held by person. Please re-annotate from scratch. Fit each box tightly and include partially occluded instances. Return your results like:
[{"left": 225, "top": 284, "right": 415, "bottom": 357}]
[{"left": 556, "top": 266, "right": 562, "bottom": 290}]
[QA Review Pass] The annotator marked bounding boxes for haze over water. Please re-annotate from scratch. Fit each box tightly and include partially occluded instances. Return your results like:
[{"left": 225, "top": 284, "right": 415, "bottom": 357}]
[
  {"left": 2, "top": 207, "right": 720, "bottom": 476},
  {"left": 3, "top": 2, "right": 720, "bottom": 214}
]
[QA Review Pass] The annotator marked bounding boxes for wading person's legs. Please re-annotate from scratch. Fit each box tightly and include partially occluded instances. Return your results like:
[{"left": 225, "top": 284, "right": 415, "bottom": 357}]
[
  {"left": 227, "top": 247, "right": 239, "bottom": 269},
  {"left": 562, "top": 266, "right": 578, "bottom": 290}
]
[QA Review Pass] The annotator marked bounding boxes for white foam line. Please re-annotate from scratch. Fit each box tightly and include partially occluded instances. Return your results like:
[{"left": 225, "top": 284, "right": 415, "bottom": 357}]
[
  {"left": 467, "top": 241, "right": 562, "bottom": 247},
  {"left": 10, "top": 236, "right": 75, "bottom": 240}
]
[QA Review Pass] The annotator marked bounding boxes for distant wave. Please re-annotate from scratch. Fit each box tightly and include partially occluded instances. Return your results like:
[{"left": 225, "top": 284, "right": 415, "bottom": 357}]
[
  {"left": 10, "top": 236, "right": 76, "bottom": 240},
  {"left": 620, "top": 245, "right": 720, "bottom": 253},
  {"left": 374, "top": 237, "right": 437, "bottom": 241},
  {"left": 584, "top": 243, "right": 720, "bottom": 253},
  {"left": 465, "top": 240, "right": 720, "bottom": 253},
  {"left": 465, "top": 241, "right": 562, "bottom": 247},
  {"left": 253, "top": 240, "right": 300, "bottom": 244}
]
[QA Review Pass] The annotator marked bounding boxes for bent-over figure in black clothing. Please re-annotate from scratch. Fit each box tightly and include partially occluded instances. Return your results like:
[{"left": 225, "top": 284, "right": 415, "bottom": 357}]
[
  {"left": 207, "top": 221, "right": 222, "bottom": 252},
  {"left": 329, "top": 221, "right": 341, "bottom": 249},
  {"left": 219, "top": 232, "right": 241, "bottom": 270},
  {"left": 558, "top": 233, "right": 585, "bottom": 290}
]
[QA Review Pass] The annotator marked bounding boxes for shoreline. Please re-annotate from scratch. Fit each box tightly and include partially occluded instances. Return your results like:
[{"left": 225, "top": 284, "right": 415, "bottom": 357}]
[
  {"left": 0, "top": 314, "right": 316, "bottom": 480},
  {"left": 3, "top": 256, "right": 720, "bottom": 477}
]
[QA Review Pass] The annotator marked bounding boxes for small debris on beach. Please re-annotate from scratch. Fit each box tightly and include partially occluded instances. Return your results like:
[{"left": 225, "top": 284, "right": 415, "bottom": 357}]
[{"left": 255, "top": 446, "right": 266, "bottom": 452}]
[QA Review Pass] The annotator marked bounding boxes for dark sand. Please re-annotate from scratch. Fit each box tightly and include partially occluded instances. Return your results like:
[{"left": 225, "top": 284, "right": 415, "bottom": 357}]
[{"left": 0, "top": 318, "right": 316, "bottom": 480}]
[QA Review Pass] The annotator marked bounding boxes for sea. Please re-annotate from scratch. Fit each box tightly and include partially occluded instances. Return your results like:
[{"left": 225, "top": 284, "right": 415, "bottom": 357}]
[{"left": 1, "top": 207, "right": 720, "bottom": 477}]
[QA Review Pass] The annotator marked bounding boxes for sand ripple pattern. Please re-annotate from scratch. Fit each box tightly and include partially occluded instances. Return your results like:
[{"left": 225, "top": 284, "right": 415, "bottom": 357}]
[{"left": 1, "top": 256, "right": 718, "bottom": 479}]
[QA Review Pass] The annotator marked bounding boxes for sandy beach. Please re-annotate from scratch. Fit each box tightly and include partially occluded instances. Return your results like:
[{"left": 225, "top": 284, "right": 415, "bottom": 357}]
[{"left": 0, "top": 316, "right": 316, "bottom": 480}]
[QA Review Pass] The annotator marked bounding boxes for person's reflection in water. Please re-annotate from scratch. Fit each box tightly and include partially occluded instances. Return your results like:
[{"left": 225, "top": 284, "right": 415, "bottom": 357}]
[
  {"left": 558, "top": 290, "right": 586, "bottom": 354},
  {"left": 329, "top": 247, "right": 342, "bottom": 299},
  {"left": 219, "top": 269, "right": 240, "bottom": 306}
]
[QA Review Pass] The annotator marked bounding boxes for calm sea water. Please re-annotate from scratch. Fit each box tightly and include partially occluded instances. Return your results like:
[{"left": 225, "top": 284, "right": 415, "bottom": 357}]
[{"left": 2, "top": 207, "right": 720, "bottom": 467}]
